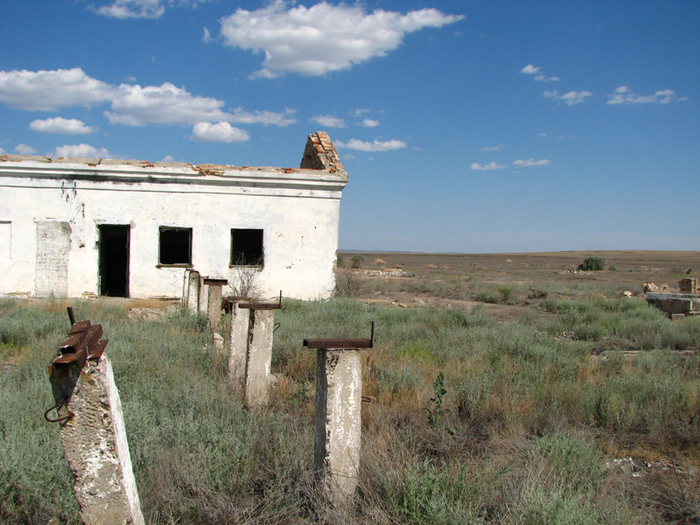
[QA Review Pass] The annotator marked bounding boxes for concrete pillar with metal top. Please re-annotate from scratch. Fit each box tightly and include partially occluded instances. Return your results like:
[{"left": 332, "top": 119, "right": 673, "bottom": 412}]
[
  {"left": 226, "top": 297, "right": 250, "bottom": 388},
  {"left": 46, "top": 310, "right": 144, "bottom": 525},
  {"left": 202, "top": 278, "right": 227, "bottom": 332},
  {"left": 238, "top": 292, "right": 282, "bottom": 407},
  {"left": 303, "top": 323, "right": 374, "bottom": 505}
]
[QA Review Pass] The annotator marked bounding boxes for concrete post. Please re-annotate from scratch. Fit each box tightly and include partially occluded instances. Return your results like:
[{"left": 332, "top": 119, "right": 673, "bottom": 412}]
[
  {"left": 203, "top": 278, "right": 227, "bottom": 333},
  {"left": 244, "top": 309, "right": 275, "bottom": 407},
  {"left": 313, "top": 348, "right": 363, "bottom": 504},
  {"left": 58, "top": 353, "right": 145, "bottom": 525},
  {"left": 183, "top": 269, "right": 200, "bottom": 313},
  {"left": 227, "top": 299, "right": 250, "bottom": 389}
]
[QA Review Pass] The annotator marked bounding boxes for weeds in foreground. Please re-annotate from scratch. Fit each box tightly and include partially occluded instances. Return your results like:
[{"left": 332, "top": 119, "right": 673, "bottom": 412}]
[{"left": 1, "top": 297, "right": 698, "bottom": 524}]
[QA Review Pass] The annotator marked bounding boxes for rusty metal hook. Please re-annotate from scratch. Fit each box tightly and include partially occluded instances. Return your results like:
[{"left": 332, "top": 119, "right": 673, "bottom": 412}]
[
  {"left": 274, "top": 322, "right": 281, "bottom": 333},
  {"left": 44, "top": 400, "right": 74, "bottom": 424}
]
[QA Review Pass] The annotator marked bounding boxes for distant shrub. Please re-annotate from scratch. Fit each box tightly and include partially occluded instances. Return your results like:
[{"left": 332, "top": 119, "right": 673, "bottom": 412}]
[
  {"left": 578, "top": 256, "right": 606, "bottom": 271},
  {"left": 351, "top": 254, "right": 364, "bottom": 269}
]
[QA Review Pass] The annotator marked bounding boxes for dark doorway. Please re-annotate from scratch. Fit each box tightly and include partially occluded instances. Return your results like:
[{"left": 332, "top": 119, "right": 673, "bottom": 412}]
[{"left": 99, "top": 225, "right": 130, "bottom": 297}]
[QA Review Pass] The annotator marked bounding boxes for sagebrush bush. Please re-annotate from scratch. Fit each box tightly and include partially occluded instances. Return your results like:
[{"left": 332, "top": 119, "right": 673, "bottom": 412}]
[{"left": 578, "top": 256, "right": 607, "bottom": 271}]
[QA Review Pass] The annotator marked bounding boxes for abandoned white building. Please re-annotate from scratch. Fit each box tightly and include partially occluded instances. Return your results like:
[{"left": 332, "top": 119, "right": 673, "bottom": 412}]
[{"left": 0, "top": 132, "right": 347, "bottom": 300}]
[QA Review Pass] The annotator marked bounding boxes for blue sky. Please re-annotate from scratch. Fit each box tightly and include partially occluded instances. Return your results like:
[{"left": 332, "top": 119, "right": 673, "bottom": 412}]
[{"left": 1, "top": 0, "right": 698, "bottom": 253}]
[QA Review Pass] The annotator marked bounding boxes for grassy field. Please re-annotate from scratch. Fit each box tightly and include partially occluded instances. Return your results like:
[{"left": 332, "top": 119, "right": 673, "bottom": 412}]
[{"left": 1, "top": 251, "right": 699, "bottom": 524}]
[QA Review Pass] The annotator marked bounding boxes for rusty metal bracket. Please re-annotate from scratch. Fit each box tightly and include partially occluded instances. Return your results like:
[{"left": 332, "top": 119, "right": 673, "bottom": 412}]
[
  {"left": 303, "top": 321, "right": 375, "bottom": 349},
  {"left": 46, "top": 318, "right": 109, "bottom": 424}
]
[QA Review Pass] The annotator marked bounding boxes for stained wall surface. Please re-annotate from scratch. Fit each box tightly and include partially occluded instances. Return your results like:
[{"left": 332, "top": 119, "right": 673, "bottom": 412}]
[{"left": 0, "top": 133, "right": 347, "bottom": 300}]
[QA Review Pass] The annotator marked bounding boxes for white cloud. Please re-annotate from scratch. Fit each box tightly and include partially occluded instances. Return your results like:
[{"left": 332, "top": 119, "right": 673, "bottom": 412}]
[
  {"left": 15, "top": 144, "right": 36, "bottom": 155},
  {"left": 0, "top": 147, "right": 5, "bottom": 154},
  {"left": 202, "top": 27, "right": 213, "bottom": 43},
  {"left": 229, "top": 108, "right": 297, "bottom": 126},
  {"left": 190, "top": 121, "right": 249, "bottom": 143},
  {"left": 513, "top": 158, "right": 550, "bottom": 167},
  {"left": 0, "top": 68, "right": 297, "bottom": 130},
  {"left": 54, "top": 143, "right": 111, "bottom": 158},
  {"left": 478, "top": 144, "right": 504, "bottom": 152},
  {"left": 352, "top": 108, "right": 370, "bottom": 117},
  {"left": 470, "top": 161, "right": 506, "bottom": 171},
  {"left": 105, "top": 82, "right": 234, "bottom": 126},
  {"left": 91, "top": 0, "right": 211, "bottom": 19},
  {"left": 521, "top": 64, "right": 541, "bottom": 75},
  {"left": 534, "top": 74, "right": 559, "bottom": 82},
  {"left": 30, "top": 117, "right": 96, "bottom": 135},
  {"left": 335, "top": 138, "right": 407, "bottom": 152},
  {"left": 607, "top": 86, "right": 683, "bottom": 105},
  {"left": 360, "top": 118, "right": 380, "bottom": 128},
  {"left": 310, "top": 115, "right": 347, "bottom": 128},
  {"left": 219, "top": 1, "right": 464, "bottom": 77},
  {"left": 0, "top": 68, "right": 114, "bottom": 110},
  {"left": 544, "top": 90, "right": 592, "bottom": 105}
]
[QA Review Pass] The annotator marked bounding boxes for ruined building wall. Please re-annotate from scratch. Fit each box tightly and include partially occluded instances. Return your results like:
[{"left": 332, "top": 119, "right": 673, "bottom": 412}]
[{"left": 0, "top": 133, "right": 347, "bottom": 301}]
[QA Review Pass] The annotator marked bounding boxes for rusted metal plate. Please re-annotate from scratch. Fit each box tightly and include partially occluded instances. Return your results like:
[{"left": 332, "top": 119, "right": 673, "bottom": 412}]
[
  {"left": 68, "top": 320, "right": 91, "bottom": 334},
  {"left": 239, "top": 302, "right": 282, "bottom": 310},
  {"left": 59, "top": 333, "right": 85, "bottom": 353},
  {"left": 88, "top": 339, "right": 108, "bottom": 360},
  {"left": 52, "top": 346, "right": 88, "bottom": 369},
  {"left": 303, "top": 338, "right": 373, "bottom": 349}
]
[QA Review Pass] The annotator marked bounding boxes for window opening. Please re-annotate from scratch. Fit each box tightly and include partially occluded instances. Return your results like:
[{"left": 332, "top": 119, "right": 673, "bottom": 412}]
[
  {"left": 231, "top": 229, "right": 263, "bottom": 266},
  {"left": 159, "top": 227, "right": 192, "bottom": 265}
]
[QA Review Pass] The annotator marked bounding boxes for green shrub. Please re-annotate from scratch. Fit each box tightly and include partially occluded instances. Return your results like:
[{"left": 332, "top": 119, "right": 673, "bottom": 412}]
[{"left": 578, "top": 256, "right": 606, "bottom": 271}]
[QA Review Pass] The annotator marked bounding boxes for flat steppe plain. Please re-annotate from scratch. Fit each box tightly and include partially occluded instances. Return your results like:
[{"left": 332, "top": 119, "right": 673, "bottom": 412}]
[{"left": 339, "top": 250, "right": 700, "bottom": 320}]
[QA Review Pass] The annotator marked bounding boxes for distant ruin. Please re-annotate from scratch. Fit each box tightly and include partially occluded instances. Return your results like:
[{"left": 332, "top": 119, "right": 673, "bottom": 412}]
[{"left": 645, "top": 278, "right": 700, "bottom": 319}]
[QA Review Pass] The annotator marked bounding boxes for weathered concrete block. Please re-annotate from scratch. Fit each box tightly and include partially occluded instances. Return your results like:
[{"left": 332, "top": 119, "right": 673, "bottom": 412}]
[
  {"left": 183, "top": 269, "right": 200, "bottom": 313},
  {"left": 59, "top": 353, "right": 144, "bottom": 525},
  {"left": 245, "top": 309, "right": 274, "bottom": 407},
  {"left": 204, "top": 279, "right": 227, "bottom": 333},
  {"left": 314, "top": 348, "right": 362, "bottom": 504},
  {"left": 227, "top": 300, "right": 250, "bottom": 389}
]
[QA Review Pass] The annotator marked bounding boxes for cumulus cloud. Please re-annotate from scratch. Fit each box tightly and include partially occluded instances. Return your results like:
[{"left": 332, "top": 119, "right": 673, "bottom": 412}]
[
  {"left": 29, "top": 117, "right": 96, "bottom": 135},
  {"left": 470, "top": 161, "right": 506, "bottom": 171},
  {"left": 607, "top": 85, "right": 684, "bottom": 105},
  {"left": 106, "top": 82, "right": 235, "bottom": 126},
  {"left": 219, "top": 1, "right": 464, "bottom": 77},
  {"left": 335, "top": 138, "right": 407, "bottom": 152},
  {"left": 91, "top": 0, "right": 211, "bottom": 19},
  {"left": 544, "top": 90, "right": 592, "bottom": 105},
  {"left": 513, "top": 158, "right": 550, "bottom": 167},
  {"left": 310, "top": 115, "right": 347, "bottom": 128},
  {"left": 15, "top": 144, "right": 36, "bottom": 155},
  {"left": 202, "top": 27, "right": 213, "bottom": 43},
  {"left": 190, "top": 121, "right": 249, "bottom": 143},
  {"left": 54, "top": 143, "right": 111, "bottom": 158},
  {"left": 522, "top": 65, "right": 559, "bottom": 82},
  {"left": 521, "top": 64, "right": 541, "bottom": 75},
  {"left": 0, "top": 68, "right": 296, "bottom": 129},
  {"left": 360, "top": 118, "right": 380, "bottom": 128},
  {"left": 0, "top": 68, "right": 114, "bottom": 110}
]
